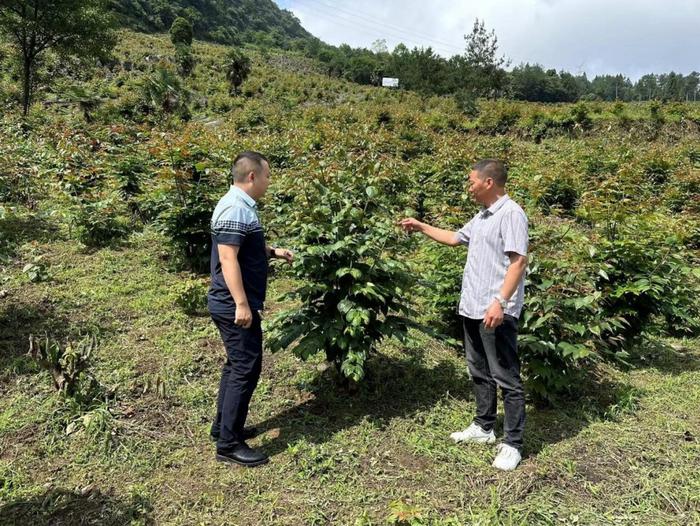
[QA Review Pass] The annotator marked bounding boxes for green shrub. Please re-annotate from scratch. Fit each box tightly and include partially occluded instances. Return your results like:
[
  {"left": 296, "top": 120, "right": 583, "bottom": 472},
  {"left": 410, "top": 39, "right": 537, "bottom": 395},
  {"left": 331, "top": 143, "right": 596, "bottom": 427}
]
[
  {"left": 23, "top": 255, "right": 50, "bottom": 282},
  {"left": 590, "top": 219, "right": 700, "bottom": 340},
  {"left": 536, "top": 177, "right": 580, "bottom": 216},
  {"left": 155, "top": 176, "right": 214, "bottom": 273},
  {"left": 140, "top": 65, "right": 191, "bottom": 119},
  {"left": 453, "top": 89, "right": 479, "bottom": 117},
  {"left": 641, "top": 154, "right": 672, "bottom": 186},
  {"left": 414, "top": 242, "right": 464, "bottom": 342},
  {"left": 477, "top": 102, "right": 521, "bottom": 135},
  {"left": 570, "top": 102, "right": 593, "bottom": 130},
  {"left": 169, "top": 17, "right": 193, "bottom": 47},
  {"left": 225, "top": 48, "right": 251, "bottom": 96},
  {"left": 267, "top": 175, "right": 419, "bottom": 383},
  {"left": 176, "top": 278, "right": 208, "bottom": 315},
  {"left": 72, "top": 195, "right": 130, "bottom": 248}
]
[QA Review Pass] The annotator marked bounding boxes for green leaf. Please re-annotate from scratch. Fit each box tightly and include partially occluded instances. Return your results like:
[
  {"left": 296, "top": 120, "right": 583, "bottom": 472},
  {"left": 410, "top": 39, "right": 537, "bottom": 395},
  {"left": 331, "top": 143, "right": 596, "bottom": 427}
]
[{"left": 366, "top": 186, "right": 378, "bottom": 198}]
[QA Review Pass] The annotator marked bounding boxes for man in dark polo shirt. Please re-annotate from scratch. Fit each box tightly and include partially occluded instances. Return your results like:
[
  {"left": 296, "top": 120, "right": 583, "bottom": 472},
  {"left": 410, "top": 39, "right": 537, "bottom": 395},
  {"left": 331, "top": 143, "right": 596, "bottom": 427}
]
[{"left": 208, "top": 151, "right": 292, "bottom": 467}]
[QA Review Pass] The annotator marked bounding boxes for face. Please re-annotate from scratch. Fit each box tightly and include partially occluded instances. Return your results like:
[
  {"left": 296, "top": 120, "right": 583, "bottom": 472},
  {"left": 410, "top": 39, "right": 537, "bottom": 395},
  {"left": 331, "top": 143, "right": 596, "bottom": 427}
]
[
  {"left": 467, "top": 170, "right": 492, "bottom": 206},
  {"left": 249, "top": 161, "right": 271, "bottom": 199}
]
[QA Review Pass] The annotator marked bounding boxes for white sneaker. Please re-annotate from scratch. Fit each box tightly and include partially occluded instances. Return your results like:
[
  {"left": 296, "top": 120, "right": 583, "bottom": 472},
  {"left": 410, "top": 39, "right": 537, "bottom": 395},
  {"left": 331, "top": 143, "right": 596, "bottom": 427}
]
[
  {"left": 491, "top": 443, "right": 522, "bottom": 471},
  {"left": 450, "top": 423, "right": 496, "bottom": 444}
]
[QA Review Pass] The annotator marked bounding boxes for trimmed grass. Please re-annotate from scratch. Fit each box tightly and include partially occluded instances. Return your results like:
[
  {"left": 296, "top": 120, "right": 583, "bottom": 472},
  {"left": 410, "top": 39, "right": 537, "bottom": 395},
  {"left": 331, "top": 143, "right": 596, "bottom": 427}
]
[{"left": 1, "top": 224, "right": 699, "bottom": 525}]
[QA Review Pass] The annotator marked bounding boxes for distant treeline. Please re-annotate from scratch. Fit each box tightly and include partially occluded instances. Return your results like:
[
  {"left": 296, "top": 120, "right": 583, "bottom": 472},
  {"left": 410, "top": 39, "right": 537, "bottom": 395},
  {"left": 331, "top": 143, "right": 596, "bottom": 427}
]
[
  {"left": 110, "top": 1, "right": 699, "bottom": 103},
  {"left": 301, "top": 42, "right": 700, "bottom": 103}
]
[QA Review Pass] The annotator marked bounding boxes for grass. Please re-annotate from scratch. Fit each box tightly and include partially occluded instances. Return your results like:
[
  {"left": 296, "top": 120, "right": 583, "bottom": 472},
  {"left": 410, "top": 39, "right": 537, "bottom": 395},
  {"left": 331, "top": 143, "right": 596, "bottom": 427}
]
[{"left": 1, "top": 219, "right": 699, "bottom": 525}]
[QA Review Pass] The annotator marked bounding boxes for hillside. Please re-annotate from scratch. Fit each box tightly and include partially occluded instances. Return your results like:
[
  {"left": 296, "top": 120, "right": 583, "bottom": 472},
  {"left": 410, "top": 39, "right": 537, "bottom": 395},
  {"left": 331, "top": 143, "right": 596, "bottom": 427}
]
[
  {"left": 1, "top": 30, "right": 700, "bottom": 525},
  {"left": 110, "top": 0, "right": 313, "bottom": 45}
]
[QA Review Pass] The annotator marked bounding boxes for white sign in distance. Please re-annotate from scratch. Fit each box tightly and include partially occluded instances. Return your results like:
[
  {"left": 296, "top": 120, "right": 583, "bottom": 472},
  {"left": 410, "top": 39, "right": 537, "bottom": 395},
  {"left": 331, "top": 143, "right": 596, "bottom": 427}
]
[{"left": 382, "top": 77, "right": 399, "bottom": 88}]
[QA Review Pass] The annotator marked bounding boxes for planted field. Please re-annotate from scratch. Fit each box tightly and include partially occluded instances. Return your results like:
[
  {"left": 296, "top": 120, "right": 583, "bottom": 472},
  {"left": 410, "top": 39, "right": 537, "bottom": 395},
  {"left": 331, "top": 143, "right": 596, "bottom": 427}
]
[{"left": 1, "top": 31, "right": 699, "bottom": 525}]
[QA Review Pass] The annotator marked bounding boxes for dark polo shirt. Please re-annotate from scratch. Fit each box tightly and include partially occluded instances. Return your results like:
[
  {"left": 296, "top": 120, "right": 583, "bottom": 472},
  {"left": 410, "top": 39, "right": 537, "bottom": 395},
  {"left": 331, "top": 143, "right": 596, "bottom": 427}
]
[{"left": 208, "top": 186, "right": 268, "bottom": 314}]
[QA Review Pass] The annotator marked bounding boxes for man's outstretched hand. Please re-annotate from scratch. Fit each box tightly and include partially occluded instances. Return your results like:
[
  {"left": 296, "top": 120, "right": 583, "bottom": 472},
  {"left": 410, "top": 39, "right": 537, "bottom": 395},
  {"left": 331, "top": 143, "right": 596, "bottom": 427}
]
[{"left": 398, "top": 217, "right": 424, "bottom": 233}]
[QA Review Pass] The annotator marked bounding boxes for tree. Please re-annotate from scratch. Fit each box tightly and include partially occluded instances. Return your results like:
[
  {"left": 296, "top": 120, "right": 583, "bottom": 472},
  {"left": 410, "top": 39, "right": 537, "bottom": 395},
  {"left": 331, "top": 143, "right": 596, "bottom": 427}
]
[
  {"left": 0, "top": 0, "right": 116, "bottom": 115},
  {"left": 455, "top": 18, "right": 509, "bottom": 98},
  {"left": 225, "top": 48, "right": 251, "bottom": 96},
  {"left": 387, "top": 44, "right": 448, "bottom": 96},
  {"left": 371, "top": 38, "right": 388, "bottom": 54},
  {"left": 169, "top": 16, "right": 193, "bottom": 47}
]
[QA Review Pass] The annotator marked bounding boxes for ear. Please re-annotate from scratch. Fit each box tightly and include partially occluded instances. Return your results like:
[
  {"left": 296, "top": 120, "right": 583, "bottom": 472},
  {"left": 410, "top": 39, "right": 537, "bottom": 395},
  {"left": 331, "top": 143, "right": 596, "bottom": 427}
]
[{"left": 247, "top": 171, "right": 256, "bottom": 183}]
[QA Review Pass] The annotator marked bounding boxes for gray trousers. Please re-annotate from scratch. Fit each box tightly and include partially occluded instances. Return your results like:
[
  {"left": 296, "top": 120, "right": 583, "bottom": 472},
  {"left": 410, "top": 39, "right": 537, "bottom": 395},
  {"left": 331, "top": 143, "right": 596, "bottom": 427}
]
[{"left": 462, "top": 315, "right": 526, "bottom": 450}]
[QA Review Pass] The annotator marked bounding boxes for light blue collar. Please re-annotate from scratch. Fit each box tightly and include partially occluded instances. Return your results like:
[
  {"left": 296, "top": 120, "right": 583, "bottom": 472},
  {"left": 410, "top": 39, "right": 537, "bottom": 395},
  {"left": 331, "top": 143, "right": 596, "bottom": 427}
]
[{"left": 230, "top": 185, "right": 257, "bottom": 208}]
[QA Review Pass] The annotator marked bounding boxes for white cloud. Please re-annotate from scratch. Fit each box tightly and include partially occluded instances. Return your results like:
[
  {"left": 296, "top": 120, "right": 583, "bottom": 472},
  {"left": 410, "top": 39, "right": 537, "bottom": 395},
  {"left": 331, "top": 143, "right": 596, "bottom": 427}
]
[{"left": 276, "top": 0, "right": 700, "bottom": 79}]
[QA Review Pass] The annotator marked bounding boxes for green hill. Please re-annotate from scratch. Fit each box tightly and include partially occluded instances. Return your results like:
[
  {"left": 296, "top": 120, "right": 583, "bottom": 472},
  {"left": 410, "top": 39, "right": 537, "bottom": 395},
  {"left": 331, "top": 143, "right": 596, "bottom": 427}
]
[{"left": 110, "top": 0, "right": 314, "bottom": 45}]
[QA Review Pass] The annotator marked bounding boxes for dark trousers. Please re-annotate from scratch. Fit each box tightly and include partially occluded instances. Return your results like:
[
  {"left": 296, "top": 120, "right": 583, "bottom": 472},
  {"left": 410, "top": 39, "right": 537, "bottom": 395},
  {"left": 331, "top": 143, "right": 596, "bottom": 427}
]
[
  {"left": 210, "top": 311, "right": 263, "bottom": 450},
  {"left": 462, "top": 315, "right": 525, "bottom": 450}
]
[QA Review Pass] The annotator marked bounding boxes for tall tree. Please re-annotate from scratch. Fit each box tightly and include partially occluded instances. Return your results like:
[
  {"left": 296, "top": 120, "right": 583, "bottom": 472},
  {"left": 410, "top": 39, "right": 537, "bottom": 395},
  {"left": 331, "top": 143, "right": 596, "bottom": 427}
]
[
  {"left": 456, "top": 18, "right": 509, "bottom": 98},
  {"left": 169, "top": 16, "right": 193, "bottom": 47},
  {"left": 0, "top": 0, "right": 115, "bottom": 115}
]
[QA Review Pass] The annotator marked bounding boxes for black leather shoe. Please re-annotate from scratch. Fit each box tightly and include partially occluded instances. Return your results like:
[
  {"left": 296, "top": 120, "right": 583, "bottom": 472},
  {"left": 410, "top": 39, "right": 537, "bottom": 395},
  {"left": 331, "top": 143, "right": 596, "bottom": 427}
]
[
  {"left": 210, "top": 426, "right": 259, "bottom": 442},
  {"left": 216, "top": 442, "right": 269, "bottom": 467}
]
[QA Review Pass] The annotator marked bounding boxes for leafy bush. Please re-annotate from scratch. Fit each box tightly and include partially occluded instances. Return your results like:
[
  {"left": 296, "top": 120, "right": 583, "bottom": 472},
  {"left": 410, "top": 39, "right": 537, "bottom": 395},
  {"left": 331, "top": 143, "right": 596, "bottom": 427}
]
[
  {"left": 155, "top": 176, "right": 214, "bottom": 273},
  {"left": 570, "top": 102, "right": 593, "bottom": 130},
  {"left": 176, "top": 278, "right": 208, "bottom": 315},
  {"left": 536, "top": 176, "right": 580, "bottom": 216},
  {"left": 453, "top": 88, "right": 479, "bottom": 117},
  {"left": 414, "top": 242, "right": 464, "bottom": 342},
  {"left": 23, "top": 255, "right": 50, "bottom": 282},
  {"left": 589, "top": 219, "right": 700, "bottom": 340},
  {"left": 641, "top": 154, "right": 672, "bottom": 186},
  {"left": 267, "top": 174, "right": 419, "bottom": 383},
  {"left": 225, "top": 48, "right": 251, "bottom": 96},
  {"left": 525, "top": 217, "right": 699, "bottom": 399},
  {"left": 169, "top": 17, "right": 193, "bottom": 47},
  {"left": 72, "top": 195, "right": 130, "bottom": 248},
  {"left": 477, "top": 102, "right": 521, "bottom": 135}
]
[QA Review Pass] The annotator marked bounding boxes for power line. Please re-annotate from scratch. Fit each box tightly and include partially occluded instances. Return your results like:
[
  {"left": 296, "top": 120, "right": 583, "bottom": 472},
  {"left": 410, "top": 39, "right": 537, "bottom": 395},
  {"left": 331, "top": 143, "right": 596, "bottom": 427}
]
[
  {"left": 296, "top": 8, "right": 459, "bottom": 56},
  {"left": 294, "top": 0, "right": 464, "bottom": 54},
  {"left": 296, "top": 0, "right": 465, "bottom": 51},
  {"left": 292, "top": 0, "right": 465, "bottom": 55}
]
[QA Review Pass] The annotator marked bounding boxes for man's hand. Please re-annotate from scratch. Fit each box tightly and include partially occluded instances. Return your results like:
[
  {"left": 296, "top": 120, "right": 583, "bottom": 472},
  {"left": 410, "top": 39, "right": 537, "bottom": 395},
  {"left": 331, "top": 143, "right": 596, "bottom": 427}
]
[
  {"left": 398, "top": 217, "right": 424, "bottom": 233},
  {"left": 235, "top": 302, "right": 253, "bottom": 329},
  {"left": 483, "top": 300, "right": 504, "bottom": 329},
  {"left": 273, "top": 248, "right": 294, "bottom": 264}
]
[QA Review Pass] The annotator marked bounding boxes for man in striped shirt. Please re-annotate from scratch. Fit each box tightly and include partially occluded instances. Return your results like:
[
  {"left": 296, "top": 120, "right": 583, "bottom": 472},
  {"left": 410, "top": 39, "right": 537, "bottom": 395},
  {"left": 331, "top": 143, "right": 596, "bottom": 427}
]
[{"left": 399, "top": 159, "right": 528, "bottom": 471}]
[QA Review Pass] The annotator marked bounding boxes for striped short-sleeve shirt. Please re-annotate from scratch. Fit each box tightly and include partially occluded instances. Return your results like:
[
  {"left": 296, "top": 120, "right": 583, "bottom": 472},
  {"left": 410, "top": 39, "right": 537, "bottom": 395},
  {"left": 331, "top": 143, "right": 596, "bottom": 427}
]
[
  {"left": 207, "top": 186, "right": 268, "bottom": 314},
  {"left": 455, "top": 194, "right": 528, "bottom": 320}
]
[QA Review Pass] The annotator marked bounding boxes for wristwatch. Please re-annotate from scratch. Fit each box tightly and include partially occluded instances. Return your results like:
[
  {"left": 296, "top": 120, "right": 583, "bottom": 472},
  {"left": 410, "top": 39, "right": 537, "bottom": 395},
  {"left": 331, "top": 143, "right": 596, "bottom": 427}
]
[
  {"left": 494, "top": 294, "right": 507, "bottom": 309},
  {"left": 268, "top": 247, "right": 278, "bottom": 259}
]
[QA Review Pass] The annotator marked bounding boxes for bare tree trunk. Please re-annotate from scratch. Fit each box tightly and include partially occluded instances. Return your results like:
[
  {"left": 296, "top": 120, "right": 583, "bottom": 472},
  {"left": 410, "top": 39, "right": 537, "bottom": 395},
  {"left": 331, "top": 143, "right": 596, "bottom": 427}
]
[{"left": 22, "top": 56, "right": 32, "bottom": 116}]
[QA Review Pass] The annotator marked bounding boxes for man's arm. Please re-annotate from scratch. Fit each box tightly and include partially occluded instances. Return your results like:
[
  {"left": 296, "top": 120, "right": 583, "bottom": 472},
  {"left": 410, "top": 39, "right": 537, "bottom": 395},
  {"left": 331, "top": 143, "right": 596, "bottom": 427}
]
[
  {"left": 483, "top": 252, "right": 528, "bottom": 329},
  {"left": 398, "top": 218, "right": 461, "bottom": 246},
  {"left": 266, "top": 244, "right": 294, "bottom": 263},
  {"left": 219, "top": 244, "right": 253, "bottom": 329}
]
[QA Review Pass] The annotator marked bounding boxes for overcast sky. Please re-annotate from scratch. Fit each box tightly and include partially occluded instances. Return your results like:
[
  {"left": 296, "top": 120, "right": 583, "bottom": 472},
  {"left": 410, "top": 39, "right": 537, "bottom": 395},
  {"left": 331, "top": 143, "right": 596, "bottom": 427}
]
[{"left": 275, "top": 0, "right": 700, "bottom": 80}]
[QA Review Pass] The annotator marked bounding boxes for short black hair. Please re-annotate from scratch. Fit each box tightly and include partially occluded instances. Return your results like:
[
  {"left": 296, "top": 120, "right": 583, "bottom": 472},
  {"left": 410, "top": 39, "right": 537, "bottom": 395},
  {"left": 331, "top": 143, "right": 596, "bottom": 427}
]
[
  {"left": 231, "top": 151, "right": 269, "bottom": 183},
  {"left": 473, "top": 159, "right": 507, "bottom": 187}
]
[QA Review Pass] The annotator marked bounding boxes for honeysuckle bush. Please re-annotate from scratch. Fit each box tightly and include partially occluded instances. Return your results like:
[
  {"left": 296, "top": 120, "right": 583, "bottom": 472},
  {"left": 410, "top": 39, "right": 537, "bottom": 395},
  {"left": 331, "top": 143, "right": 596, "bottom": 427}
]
[{"left": 266, "top": 171, "right": 420, "bottom": 383}]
